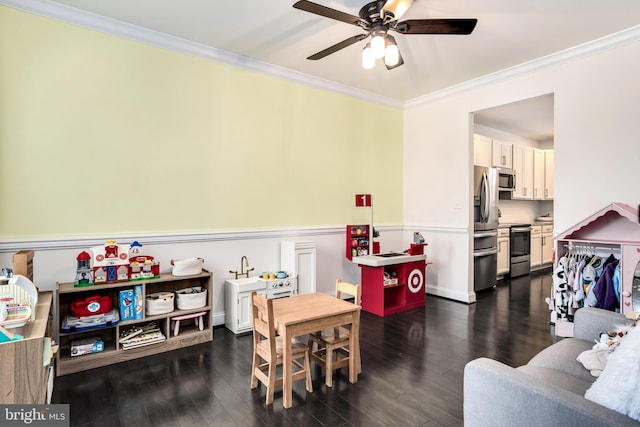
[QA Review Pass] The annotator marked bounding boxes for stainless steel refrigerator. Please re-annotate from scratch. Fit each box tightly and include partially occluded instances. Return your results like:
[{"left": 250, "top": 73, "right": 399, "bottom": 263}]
[{"left": 473, "top": 166, "right": 498, "bottom": 291}]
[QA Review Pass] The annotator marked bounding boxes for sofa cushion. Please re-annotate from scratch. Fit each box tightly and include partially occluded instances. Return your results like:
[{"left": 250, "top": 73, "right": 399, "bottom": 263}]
[
  {"left": 516, "top": 365, "right": 593, "bottom": 395},
  {"left": 527, "top": 338, "right": 595, "bottom": 383}
]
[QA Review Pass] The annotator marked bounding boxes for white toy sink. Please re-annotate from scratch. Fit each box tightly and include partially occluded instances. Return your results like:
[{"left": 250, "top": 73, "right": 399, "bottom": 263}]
[{"left": 226, "top": 276, "right": 265, "bottom": 291}]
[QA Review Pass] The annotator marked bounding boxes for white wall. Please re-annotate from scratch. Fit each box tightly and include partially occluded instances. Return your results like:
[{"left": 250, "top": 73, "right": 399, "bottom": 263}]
[{"left": 404, "top": 37, "right": 640, "bottom": 302}]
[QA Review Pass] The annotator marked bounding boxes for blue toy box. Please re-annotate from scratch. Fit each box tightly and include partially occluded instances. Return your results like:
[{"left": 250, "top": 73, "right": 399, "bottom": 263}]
[{"left": 120, "top": 286, "right": 144, "bottom": 321}]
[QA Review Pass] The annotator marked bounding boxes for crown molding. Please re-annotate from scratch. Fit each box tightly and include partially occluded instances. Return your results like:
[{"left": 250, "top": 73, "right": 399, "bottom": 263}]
[
  {"left": 0, "top": 0, "right": 403, "bottom": 109},
  {"left": 405, "top": 24, "right": 640, "bottom": 108}
]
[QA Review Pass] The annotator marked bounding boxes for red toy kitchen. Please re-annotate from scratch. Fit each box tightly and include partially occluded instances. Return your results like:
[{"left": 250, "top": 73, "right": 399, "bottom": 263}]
[{"left": 350, "top": 242, "right": 428, "bottom": 317}]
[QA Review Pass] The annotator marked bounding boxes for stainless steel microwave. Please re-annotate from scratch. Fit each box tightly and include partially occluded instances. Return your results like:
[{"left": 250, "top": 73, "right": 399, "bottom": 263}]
[{"left": 497, "top": 168, "right": 516, "bottom": 191}]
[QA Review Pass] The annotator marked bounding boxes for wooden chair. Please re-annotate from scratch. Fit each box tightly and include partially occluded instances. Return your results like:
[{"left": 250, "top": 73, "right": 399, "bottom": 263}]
[
  {"left": 250, "top": 291, "right": 312, "bottom": 405},
  {"left": 307, "top": 279, "right": 362, "bottom": 387}
]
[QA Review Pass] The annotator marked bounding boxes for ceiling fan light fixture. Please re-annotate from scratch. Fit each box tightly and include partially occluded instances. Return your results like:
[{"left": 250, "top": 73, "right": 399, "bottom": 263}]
[
  {"left": 362, "top": 43, "right": 375, "bottom": 69},
  {"left": 370, "top": 32, "right": 386, "bottom": 59},
  {"left": 384, "top": 42, "right": 400, "bottom": 67},
  {"left": 293, "top": 0, "right": 477, "bottom": 71}
]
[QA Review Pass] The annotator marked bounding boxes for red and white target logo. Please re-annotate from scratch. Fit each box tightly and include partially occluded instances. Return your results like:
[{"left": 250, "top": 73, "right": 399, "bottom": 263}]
[{"left": 408, "top": 269, "right": 424, "bottom": 293}]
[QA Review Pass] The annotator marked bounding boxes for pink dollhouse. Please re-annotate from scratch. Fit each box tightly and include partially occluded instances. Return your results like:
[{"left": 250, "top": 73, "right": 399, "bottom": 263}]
[{"left": 552, "top": 202, "right": 640, "bottom": 336}]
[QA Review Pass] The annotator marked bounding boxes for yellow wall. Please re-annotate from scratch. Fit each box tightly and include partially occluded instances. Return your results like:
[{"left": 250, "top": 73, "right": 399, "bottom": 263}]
[{"left": 0, "top": 6, "right": 402, "bottom": 239}]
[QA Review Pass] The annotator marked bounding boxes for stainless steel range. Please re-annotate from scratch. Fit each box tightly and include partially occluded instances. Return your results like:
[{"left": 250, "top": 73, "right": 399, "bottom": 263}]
[{"left": 509, "top": 224, "right": 532, "bottom": 277}]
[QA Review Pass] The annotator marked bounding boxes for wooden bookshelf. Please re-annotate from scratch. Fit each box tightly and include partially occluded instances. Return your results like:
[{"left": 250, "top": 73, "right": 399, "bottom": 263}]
[
  {"left": 0, "top": 291, "right": 54, "bottom": 404},
  {"left": 55, "top": 271, "right": 213, "bottom": 376}
]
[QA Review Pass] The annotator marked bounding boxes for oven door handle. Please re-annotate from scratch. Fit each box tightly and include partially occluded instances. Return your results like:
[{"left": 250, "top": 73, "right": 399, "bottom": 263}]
[
  {"left": 474, "top": 248, "right": 498, "bottom": 257},
  {"left": 474, "top": 231, "right": 497, "bottom": 238},
  {"left": 511, "top": 227, "right": 531, "bottom": 232}
]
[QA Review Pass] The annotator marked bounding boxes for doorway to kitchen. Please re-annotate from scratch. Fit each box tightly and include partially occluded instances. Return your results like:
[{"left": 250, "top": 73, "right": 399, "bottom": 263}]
[{"left": 471, "top": 93, "right": 554, "bottom": 293}]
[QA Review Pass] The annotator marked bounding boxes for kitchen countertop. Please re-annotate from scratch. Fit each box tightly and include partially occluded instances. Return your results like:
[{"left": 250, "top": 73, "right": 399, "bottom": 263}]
[
  {"left": 352, "top": 253, "right": 426, "bottom": 267},
  {"left": 498, "top": 221, "right": 553, "bottom": 228}
]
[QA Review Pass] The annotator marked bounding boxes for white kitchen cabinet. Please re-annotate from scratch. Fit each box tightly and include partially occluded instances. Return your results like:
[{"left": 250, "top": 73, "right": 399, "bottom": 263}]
[
  {"left": 541, "top": 224, "right": 554, "bottom": 265},
  {"left": 530, "top": 226, "right": 542, "bottom": 267},
  {"left": 533, "top": 149, "right": 554, "bottom": 200},
  {"left": 533, "top": 149, "right": 545, "bottom": 200},
  {"left": 544, "top": 150, "right": 554, "bottom": 199},
  {"left": 512, "top": 145, "right": 534, "bottom": 199},
  {"left": 497, "top": 228, "right": 510, "bottom": 276},
  {"left": 473, "top": 134, "right": 492, "bottom": 167},
  {"left": 531, "top": 224, "right": 553, "bottom": 269},
  {"left": 491, "top": 139, "right": 513, "bottom": 169}
]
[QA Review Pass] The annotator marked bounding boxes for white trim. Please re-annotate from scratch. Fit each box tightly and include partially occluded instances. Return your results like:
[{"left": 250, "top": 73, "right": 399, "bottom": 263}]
[
  {"left": 212, "top": 311, "right": 225, "bottom": 327},
  {"left": 426, "top": 284, "right": 476, "bottom": 304},
  {"left": 405, "top": 25, "right": 640, "bottom": 108},
  {"left": 0, "top": 224, "right": 404, "bottom": 253},
  {"left": 405, "top": 225, "right": 469, "bottom": 234},
  {"left": 0, "top": 0, "right": 402, "bottom": 109}
]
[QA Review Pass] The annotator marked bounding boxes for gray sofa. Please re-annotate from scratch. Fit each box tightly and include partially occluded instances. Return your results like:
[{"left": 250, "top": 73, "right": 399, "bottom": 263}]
[{"left": 464, "top": 307, "right": 638, "bottom": 426}]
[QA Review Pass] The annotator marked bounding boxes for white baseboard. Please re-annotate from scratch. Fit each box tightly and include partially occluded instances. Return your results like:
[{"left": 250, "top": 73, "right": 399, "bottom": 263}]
[
  {"left": 212, "top": 311, "right": 225, "bottom": 327},
  {"left": 426, "top": 284, "right": 476, "bottom": 304}
]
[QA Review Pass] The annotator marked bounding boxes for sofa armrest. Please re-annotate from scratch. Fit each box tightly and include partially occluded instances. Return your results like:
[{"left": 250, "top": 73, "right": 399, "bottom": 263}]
[
  {"left": 464, "top": 358, "right": 637, "bottom": 427},
  {"left": 573, "top": 307, "right": 633, "bottom": 341}
]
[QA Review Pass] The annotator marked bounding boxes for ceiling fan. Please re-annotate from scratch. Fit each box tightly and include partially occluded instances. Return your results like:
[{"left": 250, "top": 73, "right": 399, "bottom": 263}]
[{"left": 293, "top": 0, "right": 477, "bottom": 70}]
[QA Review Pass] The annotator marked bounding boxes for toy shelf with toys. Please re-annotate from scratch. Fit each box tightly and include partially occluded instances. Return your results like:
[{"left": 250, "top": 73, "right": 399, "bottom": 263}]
[{"left": 55, "top": 270, "right": 212, "bottom": 376}]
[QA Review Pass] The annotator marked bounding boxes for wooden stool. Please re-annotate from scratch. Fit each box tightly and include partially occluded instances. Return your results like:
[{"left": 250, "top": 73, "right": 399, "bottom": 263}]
[{"left": 170, "top": 311, "right": 206, "bottom": 336}]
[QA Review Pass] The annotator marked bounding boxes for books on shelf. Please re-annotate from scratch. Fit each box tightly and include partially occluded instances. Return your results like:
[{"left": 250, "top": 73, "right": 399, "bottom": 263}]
[{"left": 119, "top": 322, "right": 166, "bottom": 350}]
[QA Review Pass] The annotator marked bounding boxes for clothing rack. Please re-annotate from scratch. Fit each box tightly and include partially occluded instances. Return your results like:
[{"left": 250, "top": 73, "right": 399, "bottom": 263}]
[{"left": 563, "top": 243, "right": 620, "bottom": 254}]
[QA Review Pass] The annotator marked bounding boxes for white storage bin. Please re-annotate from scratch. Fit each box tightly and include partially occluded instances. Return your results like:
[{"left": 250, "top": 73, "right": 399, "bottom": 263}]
[
  {"left": 171, "top": 258, "right": 203, "bottom": 277},
  {"left": 145, "top": 292, "right": 174, "bottom": 315},
  {"left": 175, "top": 287, "right": 207, "bottom": 310}
]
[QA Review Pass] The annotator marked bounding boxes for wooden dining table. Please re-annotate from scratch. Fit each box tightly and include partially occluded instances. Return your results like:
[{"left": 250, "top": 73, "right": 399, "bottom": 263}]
[{"left": 272, "top": 292, "right": 361, "bottom": 408}]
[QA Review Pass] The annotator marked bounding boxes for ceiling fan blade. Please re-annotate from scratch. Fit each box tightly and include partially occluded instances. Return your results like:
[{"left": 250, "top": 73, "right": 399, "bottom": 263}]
[
  {"left": 293, "top": 0, "right": 365, "bottom": 26},
  {"left": 392, "top": 18, "right": 478, "bottom": 35},
  {"left": 381, "top": 0, "right": 415, "bottom": 21},
  {"left": 307, "top": 34, "right": 368, "bottom": 60}
]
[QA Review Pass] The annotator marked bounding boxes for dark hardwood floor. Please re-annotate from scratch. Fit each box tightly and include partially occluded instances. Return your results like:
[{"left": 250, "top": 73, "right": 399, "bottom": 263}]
[{"left": 53, "top": 269, "right": 559, "bottom": 427}]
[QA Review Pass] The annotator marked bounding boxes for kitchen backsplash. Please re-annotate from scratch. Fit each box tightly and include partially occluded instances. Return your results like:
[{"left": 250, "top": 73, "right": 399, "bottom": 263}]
[{"left": 499, "top": 199, "right": 554, "bottom": 224}]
